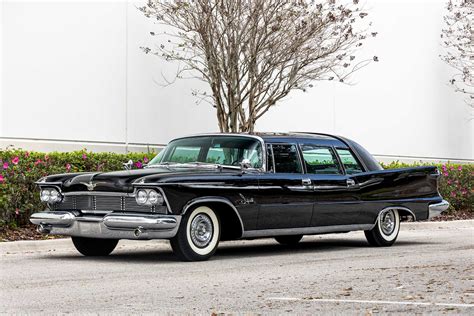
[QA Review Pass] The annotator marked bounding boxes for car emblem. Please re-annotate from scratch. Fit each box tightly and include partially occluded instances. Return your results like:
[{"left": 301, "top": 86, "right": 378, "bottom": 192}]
[{"left": 80, "top": 181, "right": 97, "bottom": 191}]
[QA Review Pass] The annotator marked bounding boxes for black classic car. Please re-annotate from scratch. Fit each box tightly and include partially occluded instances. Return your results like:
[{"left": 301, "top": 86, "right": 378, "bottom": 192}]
[{"left": 30, "top": 133, "right": 449, "bottom": 261}]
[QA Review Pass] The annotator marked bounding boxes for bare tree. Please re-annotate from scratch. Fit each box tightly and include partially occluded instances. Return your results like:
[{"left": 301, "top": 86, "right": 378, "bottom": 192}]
[
  {"left": 441, "top": 0, "right": 473, "bottom": 107},
  {"left": 141, "top": 0, "right": 376, "bottom": 132}
]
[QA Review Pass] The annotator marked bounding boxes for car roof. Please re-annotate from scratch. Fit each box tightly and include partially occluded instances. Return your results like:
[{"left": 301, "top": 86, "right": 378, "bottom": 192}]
[
  {"left": 254, "top": 132, "right": 348, "bottom": 148},
  {"left": 180, "top": 132, "right": 348, "bottom": 148}
]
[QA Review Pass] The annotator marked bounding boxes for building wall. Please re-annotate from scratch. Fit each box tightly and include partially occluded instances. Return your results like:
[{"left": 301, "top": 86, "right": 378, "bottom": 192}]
[{"left": 1, "top": 0, "right": 472, "bottom": 163}]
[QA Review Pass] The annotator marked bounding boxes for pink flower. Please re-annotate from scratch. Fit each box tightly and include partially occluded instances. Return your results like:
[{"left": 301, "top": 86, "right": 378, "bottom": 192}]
[
  {"left": 457, "top": 165, "right": 462, "bottom": 171},
  {"left": 143, "top": 156, "right": 149, "bottom": 163},
  {"left": 443, "top": 172, "right": 448, "bottom": 177},
  {"left": 34, "top": 159, "right": 42, "bottom": 166},
  {"left": 2, "top": 162, "right": 8, "bottom": 169},
  {"left": 447, "top": 180, "right": 452, "bottom": 185},
  {"left": 441, "top": 164, "right": 447, "bottom": 171},
  {"left": 450, "top": 191, "right": 456, "bottom": 197},
  {"left": 15, "top": 209, "right": 20, "bottom": 216},
  {"left": 24, "top": 151, "right": 30, "bottom": 158},
  {"left": 44, "top": 155, "right": 49, "bottom": 161},
  {"left": 66, "top": 163, "right": 71, "bottom": 171},
  {"left": 0, "top": 175, "right": 4, "bottom": 183},
  {"left": 82, "top": 153, "right": 87, "bottom": 160},
  {"left": 135, "top": 161, "right": 143, "bottom": 169},
  {"left": 12, "top": 156, "right": 19, "bottom": 165}
]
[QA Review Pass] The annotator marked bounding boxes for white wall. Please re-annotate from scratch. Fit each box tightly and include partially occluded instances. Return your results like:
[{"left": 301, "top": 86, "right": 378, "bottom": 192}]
[{"left": 0, "top": 0, "right": 472, "bottom": 162}]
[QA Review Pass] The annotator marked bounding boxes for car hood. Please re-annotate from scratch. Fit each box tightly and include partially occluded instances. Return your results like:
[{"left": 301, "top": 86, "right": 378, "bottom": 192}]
[{"left": 43, "top": 166, "right": 242, "bottom": 193}]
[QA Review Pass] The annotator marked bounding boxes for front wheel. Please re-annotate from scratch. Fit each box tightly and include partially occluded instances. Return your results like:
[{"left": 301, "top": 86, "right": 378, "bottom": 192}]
[
  {"left": 170, "top": 206, "right": 221, "bottom": 261},
  {"left": 365, "top": 209, "right": 400, "bottom": 247},
  {"left": 71, "top": 237, "right": 118, "bottom": 256}
]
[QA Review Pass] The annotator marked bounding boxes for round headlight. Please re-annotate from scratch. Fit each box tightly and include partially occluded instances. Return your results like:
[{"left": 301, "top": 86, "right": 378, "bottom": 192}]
[
  {"left": 40, "top": 190, "right": 51, "bottom": 202},
  {"left": 136, "top": 190, "right": 148, "bottom": 205},
  {"left": 148, "top": 190, "right": 164, "bottom": 205},
  {"left": 49, "top": 189, "right": 61, "bottom": 203}
]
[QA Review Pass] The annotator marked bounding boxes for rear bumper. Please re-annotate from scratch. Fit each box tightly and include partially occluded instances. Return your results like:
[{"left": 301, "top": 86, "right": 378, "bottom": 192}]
[
  {"left": 428, "top": 200, "right": 450, "bottom": 219},
  {"left": 30, "top": 211, "right": 181, "bottom": 240}
]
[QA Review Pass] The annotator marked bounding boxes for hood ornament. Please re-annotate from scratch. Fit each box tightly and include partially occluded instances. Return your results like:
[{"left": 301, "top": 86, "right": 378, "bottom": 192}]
[
  {"left": 123, "top": 159, "right": 134, "bottom": 171},
  {"left": 80, "top": 181, "right": 97, "bottom": 191}
]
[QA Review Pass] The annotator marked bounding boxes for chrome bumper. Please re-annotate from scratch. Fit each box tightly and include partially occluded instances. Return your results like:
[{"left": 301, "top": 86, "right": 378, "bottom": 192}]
[
  {"left": 30, "top": 211, "right": 181, "bottom": 240},
  {"left": 428, "top": 200, "right": 450, "bottom": 219}
]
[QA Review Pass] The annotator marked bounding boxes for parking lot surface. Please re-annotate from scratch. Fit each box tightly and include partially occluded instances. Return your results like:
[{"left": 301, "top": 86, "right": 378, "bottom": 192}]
[{"left": 1, "top": 220, "right": 473, "bottom": 314}]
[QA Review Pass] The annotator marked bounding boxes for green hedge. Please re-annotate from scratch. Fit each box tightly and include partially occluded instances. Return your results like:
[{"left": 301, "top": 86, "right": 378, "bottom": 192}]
[{"left": 0, "top": 149, "right": 472, "bottom": 228}]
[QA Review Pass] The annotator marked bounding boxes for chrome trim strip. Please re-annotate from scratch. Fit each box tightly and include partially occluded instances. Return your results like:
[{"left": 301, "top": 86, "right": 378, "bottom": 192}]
[
  {"left": 103, "top": 213, "right": 177, "bottom": 230},
  {"left": 242, "top": 224, "right": 374, "bottom": 238},
  {"left": 63, "top": 191, "right": 133, "bottom": 197},
  {"left": 428, "top": 200, "right": 449, "bottom": 219},
  {"left": 182, "top": 197, "right": 244, "bottom": 238},
  {"left": 30, "top": 211, "right": 181, "bottom": 240},
  {"left": 35, "top": 181, "right": 63, "bottom": 186}
]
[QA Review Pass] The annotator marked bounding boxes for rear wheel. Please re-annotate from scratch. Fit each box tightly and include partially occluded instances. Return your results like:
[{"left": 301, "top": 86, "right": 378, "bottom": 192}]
[
  {"left": 275, "top": 235, "right": 303, "bottom": 245},
  {"left": 170, "top": 206, "right": 221, "bottom": 261},
  {"left": 71, "top": 237, "right": 118, "bottom": 256},
  {"left": 365, "top": 209, "right": 400, "bottom": 247}
]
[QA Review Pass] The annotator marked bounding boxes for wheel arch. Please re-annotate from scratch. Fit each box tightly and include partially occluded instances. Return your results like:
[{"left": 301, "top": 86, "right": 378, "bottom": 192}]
[
  {"left": 374, "top": 206, "right": 416, "bottom": 226},
  {"left": 181, "top": 197, "right": 244, "bottom": 240}
]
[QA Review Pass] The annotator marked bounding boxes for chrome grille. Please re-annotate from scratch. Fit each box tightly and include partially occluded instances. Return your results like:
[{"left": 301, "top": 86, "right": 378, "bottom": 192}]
[
  {"left": 76, "top": 196, "right": 93, "bottom": 210},
  {"left": 96, "top": 196, "right": 122, "bottom": 210},
  {"left": 53, "top": 194, "right": 166, "bottom": 214}
]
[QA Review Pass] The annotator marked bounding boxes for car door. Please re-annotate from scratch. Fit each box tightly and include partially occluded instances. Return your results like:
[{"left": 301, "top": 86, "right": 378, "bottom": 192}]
[
  {"left": 256, "top": 143, "right": 314, "bottom": 229},
  {"left": 298, "top": 144, "right": 362, "bottom": 227}
]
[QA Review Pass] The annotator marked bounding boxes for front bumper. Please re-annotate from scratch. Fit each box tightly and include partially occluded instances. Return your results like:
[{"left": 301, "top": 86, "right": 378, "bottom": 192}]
[
  {"left": 428, "top": 200, "right": 450, "bottom": 219},
  {"left": 30, "top": 211, "right": 181, "bottom": 240}
]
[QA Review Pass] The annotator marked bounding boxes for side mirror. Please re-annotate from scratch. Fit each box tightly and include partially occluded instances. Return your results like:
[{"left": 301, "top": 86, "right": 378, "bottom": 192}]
[
  {"left": 240, "top": 159, "right": 252, "bottom": 170},
  {"left": 123, "top": 159, "right": 133, "bottom": 170}
]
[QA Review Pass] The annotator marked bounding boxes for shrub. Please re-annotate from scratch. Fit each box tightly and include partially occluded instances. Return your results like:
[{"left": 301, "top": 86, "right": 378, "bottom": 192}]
[{"left": 0, "top": 149, "right": 472, "bottom": 228}]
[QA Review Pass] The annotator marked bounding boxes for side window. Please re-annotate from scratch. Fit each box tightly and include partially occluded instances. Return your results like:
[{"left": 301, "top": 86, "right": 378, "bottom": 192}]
[
  {"left": 336, "top": 148, "right": 364, "bottom": 174},
  {"left": 301, "top": 145, "right": 342, "bottom": 174},
  {"left": 272, "top": 144, "right": 302, "bottom": 173}
]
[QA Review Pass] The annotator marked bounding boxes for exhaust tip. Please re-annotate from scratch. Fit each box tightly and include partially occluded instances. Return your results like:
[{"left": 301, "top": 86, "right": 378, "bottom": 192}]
[
  {"left": 37, "top": 224, "right": 51, "bottom": 234},
  {"left": 134, "top": 226, "right": 144, "bottom": 238}
]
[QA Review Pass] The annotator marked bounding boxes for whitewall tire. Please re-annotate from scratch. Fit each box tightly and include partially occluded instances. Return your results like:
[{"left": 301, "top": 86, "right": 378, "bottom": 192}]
[
  {"left": 170, "top": 206, "right": 221, "bottom": 261},
  {"left": 364, "top": 209, "right": 400, "bottom": 247}
]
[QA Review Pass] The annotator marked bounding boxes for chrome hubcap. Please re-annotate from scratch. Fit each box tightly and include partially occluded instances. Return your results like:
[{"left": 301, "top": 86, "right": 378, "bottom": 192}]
[
  {"left": 190, "top": 214, "right": 213, "bottom": 248},
  {"left": 381, "top": 210, "right": 396, "bottom": 235}
]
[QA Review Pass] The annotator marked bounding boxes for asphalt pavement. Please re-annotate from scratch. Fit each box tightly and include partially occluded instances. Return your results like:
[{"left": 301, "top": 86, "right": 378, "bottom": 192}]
[{"left": 1, "top": 220, "right": 473, "bottom": 314}]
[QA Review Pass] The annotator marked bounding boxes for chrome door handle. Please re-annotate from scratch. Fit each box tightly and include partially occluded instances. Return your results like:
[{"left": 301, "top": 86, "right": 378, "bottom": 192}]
[
  {"left": 346, "top": 178, "right": 356, "bottom": 187},
  {"left": 302, "top": 178, "right": 312, "bottom": 186}
]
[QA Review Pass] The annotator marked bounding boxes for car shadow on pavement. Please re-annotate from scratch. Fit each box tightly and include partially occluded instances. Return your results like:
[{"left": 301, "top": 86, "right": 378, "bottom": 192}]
[
  {"left": 214, "top": 238, "right": 434, "bottom": 259},
  {"left": 44, "top": 238, "right": 435, "bottom": 263}
]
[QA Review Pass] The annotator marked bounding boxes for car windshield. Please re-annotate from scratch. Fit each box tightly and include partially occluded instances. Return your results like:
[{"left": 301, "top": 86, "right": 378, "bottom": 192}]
[{"left": 148, "top": 136, "right": 263, "bottom": 169}]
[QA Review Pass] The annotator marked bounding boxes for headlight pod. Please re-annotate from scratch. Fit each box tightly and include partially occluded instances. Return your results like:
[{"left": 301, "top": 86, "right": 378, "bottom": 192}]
[
  {"left": 40, "top": 188, "right": 62, "bottom": 204},
  {"left": 136, "top": 190, "right": 149, "bottom": 205},
  {"left": 135, "top": 189, "right": 164, "bottom": 206}
]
